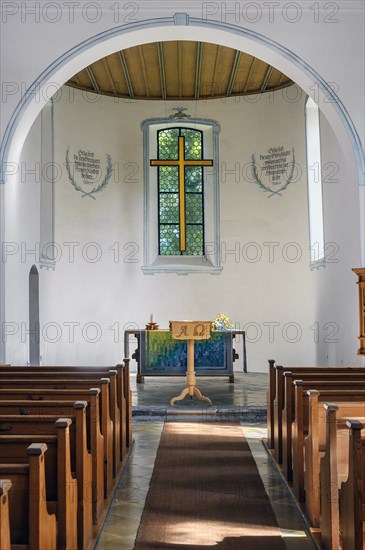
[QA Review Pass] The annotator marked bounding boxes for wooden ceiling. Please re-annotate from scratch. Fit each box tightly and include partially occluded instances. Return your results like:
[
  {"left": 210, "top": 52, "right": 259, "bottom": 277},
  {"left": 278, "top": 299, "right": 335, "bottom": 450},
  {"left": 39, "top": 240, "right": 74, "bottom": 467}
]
[{"left": 66, "top": 41, "right": 293, "bottom": 100}]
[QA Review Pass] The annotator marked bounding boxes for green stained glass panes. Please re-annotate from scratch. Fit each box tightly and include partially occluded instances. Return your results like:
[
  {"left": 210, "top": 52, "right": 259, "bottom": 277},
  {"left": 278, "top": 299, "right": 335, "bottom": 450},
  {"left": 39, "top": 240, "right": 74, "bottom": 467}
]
[
  {"left": 156, "top": 127, "right": 205, "bottom": 257},
  {"left": 185, "top": 166, "right": 202, "bottom": 192},
  {"left": 181, "top": 128, "right": 202, "bottom": 160},
  {"left": 160, "top": 225, "right": 180, "bottom": 255},
  {"left": 186, "top": 194, "right": 203, "bottom": 224},
  {"left": 159, "top": 193, "right": 179, "bottom": 224},
  {"left": 159, "top": 166, "right": 178, "bottom": 192},
  {"left": 158, "top": 128, "right": 179, "bottom": 160},
  {"left": 183, "top": 225, "right": 204, "bottom": 256}
]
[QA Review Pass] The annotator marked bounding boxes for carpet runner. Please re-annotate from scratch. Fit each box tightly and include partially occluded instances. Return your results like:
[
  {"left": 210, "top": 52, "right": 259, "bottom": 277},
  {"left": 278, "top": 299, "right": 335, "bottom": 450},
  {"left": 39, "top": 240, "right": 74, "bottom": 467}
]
[{"left": 134, "top": 422, "right": 286, "bottom": 549}]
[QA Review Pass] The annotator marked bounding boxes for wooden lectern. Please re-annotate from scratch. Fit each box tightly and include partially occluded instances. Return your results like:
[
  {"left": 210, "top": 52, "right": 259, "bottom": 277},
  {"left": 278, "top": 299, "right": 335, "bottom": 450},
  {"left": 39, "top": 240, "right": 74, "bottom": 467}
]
[{"left": 169, "top": 321, "right": 213, "bottom": 406}]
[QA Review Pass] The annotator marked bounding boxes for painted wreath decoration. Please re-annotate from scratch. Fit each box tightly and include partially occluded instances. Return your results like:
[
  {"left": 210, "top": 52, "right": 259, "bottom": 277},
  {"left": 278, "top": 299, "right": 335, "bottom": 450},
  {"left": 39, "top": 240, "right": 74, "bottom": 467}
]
[
  {"left": 251, "top": 148, "right": 296, "bottom": 198},
  {"left": 212, "top": 313, "right": 235, "bottom": 331},
  {"left": 65, "top": 148, "right": 113, "bottom": 200}
]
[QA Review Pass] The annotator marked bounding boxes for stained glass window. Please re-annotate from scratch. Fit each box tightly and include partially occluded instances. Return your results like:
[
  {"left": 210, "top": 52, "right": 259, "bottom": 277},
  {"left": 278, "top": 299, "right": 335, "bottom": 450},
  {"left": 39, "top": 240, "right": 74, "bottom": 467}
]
[
  {"left": 154, "top": 127, "right": 208, "bottom": 256},
  {"left": 141, "top": 117, "right": 221, "bottom": 274}
]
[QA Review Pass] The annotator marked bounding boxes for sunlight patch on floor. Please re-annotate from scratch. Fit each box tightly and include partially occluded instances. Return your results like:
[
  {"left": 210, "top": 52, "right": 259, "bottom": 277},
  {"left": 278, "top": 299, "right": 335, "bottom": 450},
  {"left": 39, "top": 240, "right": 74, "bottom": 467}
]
[
  {"left": 165, "top": 421, "right": 245, "bottom": 438},
  {"left": 162, "top": 519, "right": 281, "bottom": 546}
]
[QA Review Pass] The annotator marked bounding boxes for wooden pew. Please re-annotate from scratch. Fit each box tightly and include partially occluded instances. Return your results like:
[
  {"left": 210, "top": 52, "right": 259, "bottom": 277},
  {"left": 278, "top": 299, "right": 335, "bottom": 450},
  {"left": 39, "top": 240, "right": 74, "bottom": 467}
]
[
  {"left": 320, "top": 403, "right": 341, "bottom": 550},
  {"left": 0, "top": 371, "right": 120, "bottom": 459},
  {"left": 319, "top": 404, "right": 365, "bottom": 550},
  {"left": 275, "top": 367, "right": 365, "bottom": 463},
  {"left": 0, "top": 401, "right": 93, "bottom": 550},
  {"left": 0, "top": 388, "right": 104, "bottom": 524},
  {"left": 0, "top": 443, "right": 57, "bottom": 549},
  {"left": 288, "top": 380, "right": 365, "bottom": 491},
  {"left": 339, "top": 419, "right": 365, "bottom": 550},
  {"left": 0, "top": 378, "right": 114, "bottom": 498},
  {"left": 0, "top": 362, "right": 132, "bottom": 457},
  {"left": 0, "top": 417, "right": 79, "bottom": 550},
  {"left": 280, "top": 372, "right": 365, "bottom": 473},
  {"left": 0, "top": 480, "right": 11, "bottom": 550},
  {"left": 121, "top": 360, "right": 132, "bottom": 450},
  {"left": 0, "top": 370, "right": 122, "bottom": 477},
  {"left": 304, "top": 391, "right": 365, "bottom": 527},
  {"left": 267, "top": 360, "right": 365, "bottom": 459}
]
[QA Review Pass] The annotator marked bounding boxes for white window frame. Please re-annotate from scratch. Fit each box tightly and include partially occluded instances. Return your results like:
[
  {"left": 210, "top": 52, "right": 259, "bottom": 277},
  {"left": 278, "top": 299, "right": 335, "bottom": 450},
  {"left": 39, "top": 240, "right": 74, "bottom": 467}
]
[
  {"left": 141, "top": 117, "right": 222, "bottom": 274},
  {"left": 305, "top": 96, "right": 325, "bottom": 269},
  {"left": 40, "top": 98, "right": 56, "bottom": 270}
]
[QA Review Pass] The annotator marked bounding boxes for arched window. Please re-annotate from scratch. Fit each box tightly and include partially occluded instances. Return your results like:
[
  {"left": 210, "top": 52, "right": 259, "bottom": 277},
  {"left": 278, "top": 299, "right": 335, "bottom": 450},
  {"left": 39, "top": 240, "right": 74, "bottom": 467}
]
[
  {"left": 141, "top": 117, "right": 221, "bottom": 274},
  {"left": 305, "top": 96, "right": 325, "bottom": 267}
]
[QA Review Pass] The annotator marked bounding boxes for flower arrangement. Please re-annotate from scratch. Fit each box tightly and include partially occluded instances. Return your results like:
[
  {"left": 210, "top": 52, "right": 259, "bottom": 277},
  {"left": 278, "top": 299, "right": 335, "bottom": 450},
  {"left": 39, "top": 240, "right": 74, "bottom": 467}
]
[{"left": 212, "top": 313, "right": 235, "bottom": 331}]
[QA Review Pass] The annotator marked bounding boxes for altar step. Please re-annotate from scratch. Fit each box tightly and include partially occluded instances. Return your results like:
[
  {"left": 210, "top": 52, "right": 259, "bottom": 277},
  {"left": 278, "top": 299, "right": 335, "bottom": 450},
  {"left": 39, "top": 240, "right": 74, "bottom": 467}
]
[{"left": 132, "top": 404, "right": 266, "bottom": 422}]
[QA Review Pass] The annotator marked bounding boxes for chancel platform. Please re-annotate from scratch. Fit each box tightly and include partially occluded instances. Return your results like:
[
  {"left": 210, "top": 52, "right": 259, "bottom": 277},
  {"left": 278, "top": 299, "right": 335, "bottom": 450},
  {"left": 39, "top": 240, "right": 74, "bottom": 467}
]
[{"left": 130, "top": 371, "right": 267, "bottom": 421}]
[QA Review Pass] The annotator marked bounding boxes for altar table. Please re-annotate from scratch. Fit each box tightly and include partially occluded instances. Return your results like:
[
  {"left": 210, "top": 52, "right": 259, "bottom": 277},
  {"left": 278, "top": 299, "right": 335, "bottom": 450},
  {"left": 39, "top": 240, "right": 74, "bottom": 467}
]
[{"left": 124, "top": 329, "right": 246, "bottom": 383}]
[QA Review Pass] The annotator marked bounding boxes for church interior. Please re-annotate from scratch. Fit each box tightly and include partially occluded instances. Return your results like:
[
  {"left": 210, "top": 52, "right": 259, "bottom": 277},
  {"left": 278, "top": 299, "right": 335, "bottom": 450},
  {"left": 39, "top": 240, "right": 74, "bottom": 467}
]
[{"left": 1, "top": 2, "right": 364, "bottom": 549}]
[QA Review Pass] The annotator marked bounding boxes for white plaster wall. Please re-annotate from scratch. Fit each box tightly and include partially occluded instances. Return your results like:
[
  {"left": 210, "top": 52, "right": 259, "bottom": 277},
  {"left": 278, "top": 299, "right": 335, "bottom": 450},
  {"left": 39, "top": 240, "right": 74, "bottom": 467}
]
[
  {"left": 26, "top": 84, "right": 316, "bottom": 371},
  {"left": 311, "top": 111, "right": 364, "bottom": 366},
  {"left": 4, "top": 116, "right": 41, "bottom": 364},
  {"left": 4, "top": 81, "right": 364, "bottom": 370}
]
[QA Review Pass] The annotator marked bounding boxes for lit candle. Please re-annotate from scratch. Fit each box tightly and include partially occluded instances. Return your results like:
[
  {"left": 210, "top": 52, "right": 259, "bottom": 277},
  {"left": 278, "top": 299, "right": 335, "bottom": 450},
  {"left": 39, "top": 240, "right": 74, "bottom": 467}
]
[{"left": 150, "top": 313, "right": 154, "bottom": 323}]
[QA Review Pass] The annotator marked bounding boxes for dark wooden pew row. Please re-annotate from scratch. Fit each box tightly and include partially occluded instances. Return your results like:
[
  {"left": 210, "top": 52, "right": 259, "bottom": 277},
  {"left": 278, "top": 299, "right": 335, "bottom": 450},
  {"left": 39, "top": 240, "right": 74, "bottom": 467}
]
[
  {"left": 0, "top": 417, "right": 79, "bottom": 550},
  {"left": 267, "top": 360, "right": 352, "bottom": 448},
  {"left": 0, "top": 361, "right": 133, "bottom": 455},
  {"left": 0, "top": 479, "right": 11, "bottom": 550},
  {"left": 278, "top": 370, "right": 365, "bottom": 465},
  {"left": 320, "top": 404, "right": 365, "bottom": 550},
  {"left": 0, "top": 378, "right": 114, "bottom": 498},
  {"left": 0, "top": 362, "right": 132, "bottom": 461},
  {"left": 0, "top": 400, "right": 93, "bottom": 547},
  {"left": 267, "top": 360, "right": 365, "bottom": 454},
  {"left": 0, "top": 443, "right": 57, "bottom": 549},
  {"left": 0, "top": 374, "right": 118, "bottom": 477},
  {"left": 340, "top": 419, "right": 365, "bottom": 550},
  {"left": 273, "top": 364, "right": 365, "bottom": 462},
  {"left": 303, "top": 391, "right": 365, "bottom": 528},
  {"left": 0, "top": 405, "right": 93, "bottom": 550},
  {"left": 0, "top": 388, "right": 104, "bottom": 524},
  {"left": 281, "top": 374, "right": 365, "bottom": 477}
]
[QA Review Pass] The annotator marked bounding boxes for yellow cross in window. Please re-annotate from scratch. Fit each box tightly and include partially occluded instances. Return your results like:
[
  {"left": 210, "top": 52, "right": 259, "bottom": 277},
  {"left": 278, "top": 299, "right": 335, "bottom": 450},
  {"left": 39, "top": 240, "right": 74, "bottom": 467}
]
[{"left": 150, "top": 135, "right": 213, "bottom": 252}]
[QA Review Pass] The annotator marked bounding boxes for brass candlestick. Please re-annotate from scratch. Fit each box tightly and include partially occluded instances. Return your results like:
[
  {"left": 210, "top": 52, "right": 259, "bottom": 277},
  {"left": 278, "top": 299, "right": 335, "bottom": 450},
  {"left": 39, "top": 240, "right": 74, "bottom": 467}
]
[{"left": 145, "top": 322, "right": 159, "bottom": 330}]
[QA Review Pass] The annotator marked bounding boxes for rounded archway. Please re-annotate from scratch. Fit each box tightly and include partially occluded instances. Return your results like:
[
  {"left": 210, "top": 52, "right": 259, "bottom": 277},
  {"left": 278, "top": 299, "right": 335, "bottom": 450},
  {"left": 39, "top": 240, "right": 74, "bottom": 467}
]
[
  {"left": 0, "top": 14, "right": 364, "bottom": 366},
  {"left": 1, "top": 16, "right": 363, "bottom": 185}
]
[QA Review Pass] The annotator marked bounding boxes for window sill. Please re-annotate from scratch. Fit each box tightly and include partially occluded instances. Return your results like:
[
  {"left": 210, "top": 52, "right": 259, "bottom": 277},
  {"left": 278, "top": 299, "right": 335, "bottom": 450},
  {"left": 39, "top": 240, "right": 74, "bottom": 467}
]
[
  {"left": 39, "top": 257, "right": 56, "bottom": 270},
  {"left": 310, "top": 259, "right": 326, "bottom": 270},
  {"left": 142, "top": 256, "right": 223, "bottom": 275}
]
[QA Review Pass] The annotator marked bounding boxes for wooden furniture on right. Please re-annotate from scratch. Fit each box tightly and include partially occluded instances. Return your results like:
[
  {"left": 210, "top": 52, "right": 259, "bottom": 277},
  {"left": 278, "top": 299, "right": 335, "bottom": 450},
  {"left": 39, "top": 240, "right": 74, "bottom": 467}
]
[
  {"left": 266, "top": 359, "right": 365, "bottom": 550},
  {"left": 353, "top": 268, "right": 365, "bottom": 355}
]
